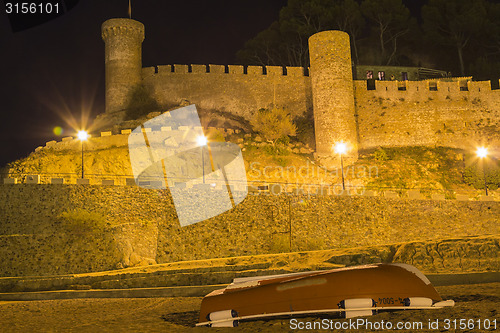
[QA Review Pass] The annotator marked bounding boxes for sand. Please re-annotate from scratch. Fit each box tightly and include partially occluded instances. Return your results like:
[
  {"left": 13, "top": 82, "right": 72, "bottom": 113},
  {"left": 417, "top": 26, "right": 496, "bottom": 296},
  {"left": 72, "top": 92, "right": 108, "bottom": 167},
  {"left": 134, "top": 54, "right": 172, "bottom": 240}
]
[{"left": 0, "top": 283, "right": 498, "bottom": 332}]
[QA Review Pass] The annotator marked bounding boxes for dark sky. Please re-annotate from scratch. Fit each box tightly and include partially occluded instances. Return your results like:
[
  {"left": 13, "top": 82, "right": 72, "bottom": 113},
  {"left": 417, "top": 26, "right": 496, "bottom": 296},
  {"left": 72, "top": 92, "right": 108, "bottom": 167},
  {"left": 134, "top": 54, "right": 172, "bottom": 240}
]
[{"left": 0, "top": 0, "right": 288, "bottom": 168}]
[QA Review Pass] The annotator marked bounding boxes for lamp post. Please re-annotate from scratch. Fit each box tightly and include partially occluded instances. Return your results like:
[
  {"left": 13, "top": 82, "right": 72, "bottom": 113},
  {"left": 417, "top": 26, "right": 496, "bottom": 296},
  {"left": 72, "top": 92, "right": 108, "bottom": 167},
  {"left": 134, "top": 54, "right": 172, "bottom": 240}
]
[
  {"left": 334, "top": 142, "right": 347, "bottom": 191},
  {"left": 77, "top": 130, "right": 89, "bottom": 179},
  {"left": 476, "top": 147, "right": 488, "bottom": 196},
  {"left": 197, "top": 135, "right": 208, "bottom": 184}
]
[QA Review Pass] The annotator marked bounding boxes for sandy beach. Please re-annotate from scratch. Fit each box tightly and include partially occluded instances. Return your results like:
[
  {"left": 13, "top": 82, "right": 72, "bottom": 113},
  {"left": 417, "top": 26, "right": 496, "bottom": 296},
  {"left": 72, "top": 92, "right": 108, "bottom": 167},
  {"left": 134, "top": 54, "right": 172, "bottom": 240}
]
[{"left": 0, "top": 283, "right": 497, "bottom": 332}]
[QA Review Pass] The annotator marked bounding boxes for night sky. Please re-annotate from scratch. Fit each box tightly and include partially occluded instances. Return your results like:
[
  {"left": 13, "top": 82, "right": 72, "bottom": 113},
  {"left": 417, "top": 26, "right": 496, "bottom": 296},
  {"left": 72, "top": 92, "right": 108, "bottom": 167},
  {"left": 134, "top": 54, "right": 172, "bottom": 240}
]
[{"left": 0, "top": 0, "right": 287, "bottom": 168}]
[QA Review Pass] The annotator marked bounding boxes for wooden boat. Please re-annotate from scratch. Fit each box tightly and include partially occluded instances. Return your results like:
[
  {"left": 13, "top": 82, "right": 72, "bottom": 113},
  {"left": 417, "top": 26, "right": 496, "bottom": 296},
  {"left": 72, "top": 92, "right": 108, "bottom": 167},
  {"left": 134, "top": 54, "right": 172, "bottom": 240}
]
[{"left": 197, "top": 263, "right": 454, "bottom": 327}]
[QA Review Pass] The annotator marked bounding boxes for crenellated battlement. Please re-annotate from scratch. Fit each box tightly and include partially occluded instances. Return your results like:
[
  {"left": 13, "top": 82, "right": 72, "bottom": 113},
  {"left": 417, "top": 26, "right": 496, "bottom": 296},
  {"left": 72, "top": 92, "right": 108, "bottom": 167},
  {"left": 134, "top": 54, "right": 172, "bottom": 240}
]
[
  {"left": 354, "top": 78, "right": 500, "bottom": 102},
  {"left": 101, "top": 18, "right": 500, "bottom": 161},
  {"left": 101, "top": 18, "right": 144, "bottom": 42},
  {"left": 142, "top": 64, "right": 308, "bottom": 77}
]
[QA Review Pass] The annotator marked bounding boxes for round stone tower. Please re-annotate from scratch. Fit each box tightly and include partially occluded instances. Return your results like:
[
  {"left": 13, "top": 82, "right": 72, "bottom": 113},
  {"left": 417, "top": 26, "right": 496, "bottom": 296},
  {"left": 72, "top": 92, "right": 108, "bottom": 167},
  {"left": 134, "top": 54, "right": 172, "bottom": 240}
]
[
  {"left": 309, "top": 30, "right": 358, "bottom": 163},
  {"left": 101, "top": 18, "right": 145, "bottom": 115}
]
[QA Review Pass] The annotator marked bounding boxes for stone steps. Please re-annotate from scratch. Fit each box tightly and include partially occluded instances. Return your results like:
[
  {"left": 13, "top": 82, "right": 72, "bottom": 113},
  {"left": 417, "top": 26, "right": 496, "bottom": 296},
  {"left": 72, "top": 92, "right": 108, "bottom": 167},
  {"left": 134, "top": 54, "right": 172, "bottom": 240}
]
[
  {"left": 0, "top": 272, "right": 499, "bottom": 302},
  {"left": 0, "top": 262, "right": 338, "bottom": 293},
  {"left": 1, "top": 235, "right": 498, "bottom": 294}
]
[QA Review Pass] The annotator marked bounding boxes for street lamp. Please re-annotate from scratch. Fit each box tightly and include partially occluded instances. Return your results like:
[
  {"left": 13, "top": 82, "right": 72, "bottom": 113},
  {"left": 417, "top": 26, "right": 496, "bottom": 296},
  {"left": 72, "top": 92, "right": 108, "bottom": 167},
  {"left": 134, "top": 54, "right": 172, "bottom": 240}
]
[
  {"left": 197, "top": 135, "right": 208, "bottom": 183},
  {"left": 334, "top": 142, "right": 348, "bottom": 191},
  {"left": 476, "top": 147, "right": 488, "bottom": 196},
  {"left": 77, "top": 130, "right": 89, "bottom": 179}
]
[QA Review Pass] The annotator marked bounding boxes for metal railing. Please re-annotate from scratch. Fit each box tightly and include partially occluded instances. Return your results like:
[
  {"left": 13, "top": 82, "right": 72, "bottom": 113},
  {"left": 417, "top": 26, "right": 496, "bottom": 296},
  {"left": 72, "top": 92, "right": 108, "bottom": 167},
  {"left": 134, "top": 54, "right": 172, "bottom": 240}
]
[{"left": 1, "top": 172, "right": 497, "bottom": 201}]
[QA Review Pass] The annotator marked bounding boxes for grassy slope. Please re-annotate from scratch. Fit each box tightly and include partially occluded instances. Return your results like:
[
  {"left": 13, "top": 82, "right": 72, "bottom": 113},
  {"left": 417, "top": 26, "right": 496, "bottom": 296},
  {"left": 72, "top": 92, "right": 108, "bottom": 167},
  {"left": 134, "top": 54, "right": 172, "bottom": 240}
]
[{"left": 4, "top": 139, "right": 495, "bottom": 197}]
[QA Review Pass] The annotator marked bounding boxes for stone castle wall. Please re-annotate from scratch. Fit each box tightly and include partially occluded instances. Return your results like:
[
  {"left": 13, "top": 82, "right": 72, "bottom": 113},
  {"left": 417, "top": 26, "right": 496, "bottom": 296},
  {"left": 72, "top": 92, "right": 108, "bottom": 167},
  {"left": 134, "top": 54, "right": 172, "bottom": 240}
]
[
  {"left": 355, "top": 80, "right": 500, "bottom": 150},
  {"left": 142, "top": 66, "right": 500, "bottom": 150},
  {"left": 0, "top": 185, "right": 498, "bottom": 276},
  {"left": 101, "top": 19, "right": 500, "bottom": 155},
  {"left": 141, "top": 64, "right": 312, "bottom": 120}
]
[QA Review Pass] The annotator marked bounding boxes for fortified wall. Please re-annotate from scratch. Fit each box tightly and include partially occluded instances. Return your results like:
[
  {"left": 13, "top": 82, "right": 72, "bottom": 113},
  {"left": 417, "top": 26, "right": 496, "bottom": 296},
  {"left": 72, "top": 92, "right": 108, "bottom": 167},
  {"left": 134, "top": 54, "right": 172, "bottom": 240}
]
[
  {"left": 101, "top": 19, "right": 500, "bottom": 160},
  {"left": 140, "top": 68, "right": 500, "bottom": 152},
  {"left": 0, "top": 184, "right": 498, "bottom": 277}
]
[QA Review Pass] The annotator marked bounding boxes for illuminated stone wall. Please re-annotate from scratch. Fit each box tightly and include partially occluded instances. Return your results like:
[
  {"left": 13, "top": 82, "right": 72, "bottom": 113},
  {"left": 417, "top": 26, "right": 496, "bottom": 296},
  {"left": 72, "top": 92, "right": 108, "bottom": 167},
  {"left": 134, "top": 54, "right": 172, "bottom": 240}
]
[
  {"left": 101, "top": 18, "right": 145, "bottom": 114},
  {"left": 141, "top": 64, "right": 312, "bottom": 120},
  {"left": 355, "top": 80, "right": 500, "bottom": 150},
  {"left": 0, "top": 185, "right": 498, "bottom": 276},
  {"left": 100, "top": 19, "right": 500, "bottom": 156},
  {"left": 309, "top": 30, "right": 357, "bottom": 159},
  {"left": 141, "top": 67, "right": 500, "bottom": 152}
]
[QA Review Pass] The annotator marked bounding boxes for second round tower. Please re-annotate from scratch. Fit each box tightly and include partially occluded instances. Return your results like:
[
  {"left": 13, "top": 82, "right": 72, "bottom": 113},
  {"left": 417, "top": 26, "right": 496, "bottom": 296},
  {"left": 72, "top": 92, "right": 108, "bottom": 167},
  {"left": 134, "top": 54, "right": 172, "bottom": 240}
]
[{"left": 309, "top": 30, "right": 358, "bottom": 162}]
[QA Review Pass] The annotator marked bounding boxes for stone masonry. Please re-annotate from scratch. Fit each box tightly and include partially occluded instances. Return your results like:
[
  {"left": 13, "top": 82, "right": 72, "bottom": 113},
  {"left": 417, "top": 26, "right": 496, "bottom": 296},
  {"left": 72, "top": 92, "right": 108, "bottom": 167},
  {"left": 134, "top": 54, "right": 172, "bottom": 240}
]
[{"left": 101, "top": 18, "right": 500, "bottom": 163}]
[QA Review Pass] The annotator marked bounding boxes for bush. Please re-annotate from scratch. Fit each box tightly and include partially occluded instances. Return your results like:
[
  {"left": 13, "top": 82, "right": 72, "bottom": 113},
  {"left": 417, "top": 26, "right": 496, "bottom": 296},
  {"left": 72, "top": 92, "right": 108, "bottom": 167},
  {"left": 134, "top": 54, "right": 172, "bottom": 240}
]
[
  {"left": 373, "top": 147, "right": 390, "bottom": 161},
  {"left": 294, "top": 112, "right": 315, "bottom": 147},
  {"left": 251, "top": 107, "right": 296, "bottom": 144},
  {"left": 208, "top": 129, "right": 225, "bottom": 142},
  {"left": 263, "top": 144, "right": 290, "bottom": 156}
]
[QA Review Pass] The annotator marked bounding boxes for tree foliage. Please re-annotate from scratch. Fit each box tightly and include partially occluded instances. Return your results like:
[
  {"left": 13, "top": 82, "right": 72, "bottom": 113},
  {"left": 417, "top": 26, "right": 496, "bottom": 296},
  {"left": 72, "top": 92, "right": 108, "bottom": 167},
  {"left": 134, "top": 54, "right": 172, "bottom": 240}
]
[
  {"left": 331, "top": 0, "right": 365, "bottom": 64},
  {"left": 237, "top": 0, "right": 337, "bottom": 67},
  {"left": 237, "top": 0, "right": 500, "bottom": 78},
  {"left": 422, "top": 0, "right": 488, "bottom": 76},
  {"left": 360, "top": 0, "right": 415, "bottom": 65},
  {"left": 251, "top": 107, "right": 296, "bottom": 144}
]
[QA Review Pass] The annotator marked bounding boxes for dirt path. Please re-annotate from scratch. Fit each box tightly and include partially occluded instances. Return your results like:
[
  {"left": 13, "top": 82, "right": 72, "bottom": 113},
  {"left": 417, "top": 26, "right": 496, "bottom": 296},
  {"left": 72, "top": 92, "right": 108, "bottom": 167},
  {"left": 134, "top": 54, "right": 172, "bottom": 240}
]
[{"left": 0, "top": 283, "right": 498, "bottom": 332}]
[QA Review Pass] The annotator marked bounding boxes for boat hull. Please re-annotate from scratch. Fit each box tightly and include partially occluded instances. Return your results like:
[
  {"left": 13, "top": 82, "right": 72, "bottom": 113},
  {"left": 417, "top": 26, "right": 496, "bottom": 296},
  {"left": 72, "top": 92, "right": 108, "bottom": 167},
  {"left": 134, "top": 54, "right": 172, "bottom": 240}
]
[{"left": 199, "top": 263, "right": 442, "bottom": 323}]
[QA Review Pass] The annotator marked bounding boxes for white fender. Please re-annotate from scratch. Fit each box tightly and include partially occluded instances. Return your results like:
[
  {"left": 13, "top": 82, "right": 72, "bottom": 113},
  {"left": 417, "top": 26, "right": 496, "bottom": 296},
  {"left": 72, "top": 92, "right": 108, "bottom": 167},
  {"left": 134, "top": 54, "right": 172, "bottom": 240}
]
[
  {"left": 433, "top": 299, "right": 455, "bottom": 307},
  {"left": 339, "top": 298, "right": 375, "bottom": 319},
  {"left": 211, "top": 320, "right": 238, "bottom": 327},
  {"left": 207, "top": 309, "right": 238, "bottom": 321},
  {"left": 404, "top": 297, "right": 433, "bottom": 307}
]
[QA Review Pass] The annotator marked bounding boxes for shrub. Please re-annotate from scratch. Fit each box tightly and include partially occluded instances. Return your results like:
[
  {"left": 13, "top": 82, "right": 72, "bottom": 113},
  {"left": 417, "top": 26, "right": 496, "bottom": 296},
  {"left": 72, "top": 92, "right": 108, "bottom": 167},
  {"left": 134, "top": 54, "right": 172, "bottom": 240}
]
[
  {"left": 293, "top": 112, "right": 315, "bottom": 148},
  {"left": 263, "top": 144, "right": 290, "bottom": 157},
  {"left": 373, "top": 147, "right": 390, "bottom": 161},
  {"left": 251, "top": 107, "right": 296, "bottom": 145},
  {"left": 208, "top": 129, "right": 225, "bottom": 142}
]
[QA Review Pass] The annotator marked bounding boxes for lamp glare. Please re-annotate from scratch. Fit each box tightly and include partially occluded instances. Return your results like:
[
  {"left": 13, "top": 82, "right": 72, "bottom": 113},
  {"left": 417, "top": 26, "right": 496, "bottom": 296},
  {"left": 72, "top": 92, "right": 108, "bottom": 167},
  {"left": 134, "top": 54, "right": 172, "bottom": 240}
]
[
  {"left": 476, "top": 147, "right": 488, "bottom": 158},
  {"left": 334, "top": 142, "right": 347, "bottom": 154},
  {"left": 197, "top": 135, "right": 208, "bottom": 146},
  {"left": 77, "top": 130, "right": 89, "bottom": 141}
]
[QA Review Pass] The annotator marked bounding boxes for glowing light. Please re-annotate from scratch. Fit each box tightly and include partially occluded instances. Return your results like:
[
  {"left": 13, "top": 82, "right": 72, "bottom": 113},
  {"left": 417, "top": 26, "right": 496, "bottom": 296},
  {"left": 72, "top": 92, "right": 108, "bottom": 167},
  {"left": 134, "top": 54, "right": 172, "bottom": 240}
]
[
  {"left": 77, "top": 130, "right": 89, "bottom": 141},
  {"left": 197, "top": 135, "right": 208, "bottom": 146},
  {"left": 53, "top": 126, "right": 63, "bottom": 136},
  {"left": 334, "top": 142, "right": 348, "bottom": 154},
  {"left": 476, "top": 147, "right": 488, "bottom": 158}
]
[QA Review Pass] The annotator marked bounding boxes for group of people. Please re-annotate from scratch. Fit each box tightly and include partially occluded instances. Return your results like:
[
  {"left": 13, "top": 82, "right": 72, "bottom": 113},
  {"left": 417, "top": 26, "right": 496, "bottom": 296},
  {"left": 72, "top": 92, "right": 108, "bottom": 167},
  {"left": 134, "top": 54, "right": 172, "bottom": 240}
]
[{"left": 366, "top": 71, "right": 406, "bottom": 81}]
